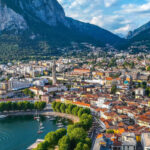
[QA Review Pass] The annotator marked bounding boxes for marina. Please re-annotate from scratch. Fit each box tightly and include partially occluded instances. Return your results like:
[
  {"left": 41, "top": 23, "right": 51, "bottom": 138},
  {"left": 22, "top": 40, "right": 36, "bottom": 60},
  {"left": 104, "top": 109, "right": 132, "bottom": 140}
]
[{"left": 0, "top": 115, "right": 70, "bottom": 150}]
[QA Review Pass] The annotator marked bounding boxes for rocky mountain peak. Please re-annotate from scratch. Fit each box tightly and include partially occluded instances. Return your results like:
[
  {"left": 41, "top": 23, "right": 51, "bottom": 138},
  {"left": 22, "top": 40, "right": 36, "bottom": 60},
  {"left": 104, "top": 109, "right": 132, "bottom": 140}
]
[
  {"left": 0, "top": 1, "right": 27, "bottom": 32},
  {"left": 0, "top": 0, "right": 69, "bottom": 32}
]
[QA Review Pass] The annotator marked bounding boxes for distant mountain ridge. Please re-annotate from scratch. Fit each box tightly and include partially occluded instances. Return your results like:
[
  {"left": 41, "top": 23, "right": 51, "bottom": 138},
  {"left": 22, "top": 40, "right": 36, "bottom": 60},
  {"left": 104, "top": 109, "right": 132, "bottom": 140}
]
[
  {"left": 0, "top": 0, "right": 150, "bottom": 62},
  {"left": 124, "top": 21, "right": 150, "bottom": 53},
  {"left": 127, "top": 21, "right": 150, "bottom": 39},
  {"left": 0, "top": 0, "right": 124, "bottom": 46}
]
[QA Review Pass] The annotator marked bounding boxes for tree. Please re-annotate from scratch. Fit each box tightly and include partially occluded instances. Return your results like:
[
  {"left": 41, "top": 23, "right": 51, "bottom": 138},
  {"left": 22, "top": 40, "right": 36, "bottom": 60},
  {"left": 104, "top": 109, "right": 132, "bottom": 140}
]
[
  {"left": 45, "top": 132, "right": 57, "bottom": 146},
  {"left": 55, "top": 128, "right": 67, "bottom": 141},
  {"left": 55, "top": 102, "right": 61, "bottom": 112},
  {"left": 74, "top": 142, "right": 90, "bottom": 150},
  {"left": 0, "top": 102, "right": 6, "bottom": 112},
  {"left": 130, "top": 62, "right": 135, "bottom": 69},
  {"left": 84, "top": 137, "right": 92, "bottom": 148},
  {"left": 58, "top": 135, "right": 70, "bottom": 150},
  {"left": 78, "top": 108, "right": 84, "bottom": 117},
  {"left": 69, "top": 127, "right": 87, "bottom": 144},
  {"left": 147, "top": 66, "right": 150, "bottom": 71},
  {"left": 36, "top": 141, "right": 49, "bottom": 150},
  {"left": 60, "top": 103, "right": 66, "bottom": 113},
  {"left": 52, "top": 101, "right": 57, "bottom": 111},
  {"left": 23, "top": 88, "right": 35, "bottom": 98},
  {"left": 72, "top": 106, "right": 79, "bottom": 116},
  {"left": 11, "top": 102, "right": 18, "bottom": 111},
  {"left": 141, "top": 82, "right": 147, "bottom": 89},
  {"left": 74, "top": 142, "right": 83, "bottom": 150},
  {"left": 67, "top": 104, "right": 75, "bottom": 114},
  {"left": 80, "top": 114, "right": 93, "bottom": 130},
  {"left": 34, "top": 102, "right": 46, "bottom": 110},
  {"left": 67, "top": 125, "right": 77, "bottom": 135},
  {"left": 111, "top": 85, "right": 117, "bottom": 94},
  {"left": 106, "top": 129, "right": 114, "bottom": 134},
  {"left": 82, "top": 143, "right": 90, "bottom": 150},
  {"left": 17, "top": 102, "right": 25, "bottom": 110},
  {"left": 45, "top": 128, "right": 66, "bottom": 147},
  {"left": 82, "top": 108, "right": 91, "bottom": 115},
  {"left": 5, "top": 101, "right": 12, "bottom": 111}
]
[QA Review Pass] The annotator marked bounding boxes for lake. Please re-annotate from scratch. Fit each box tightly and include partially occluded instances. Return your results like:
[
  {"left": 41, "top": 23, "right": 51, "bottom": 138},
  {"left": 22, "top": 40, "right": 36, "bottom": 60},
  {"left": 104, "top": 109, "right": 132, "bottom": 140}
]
[{"left": 0, "top": 115, "right": 69, "bottom": 150}]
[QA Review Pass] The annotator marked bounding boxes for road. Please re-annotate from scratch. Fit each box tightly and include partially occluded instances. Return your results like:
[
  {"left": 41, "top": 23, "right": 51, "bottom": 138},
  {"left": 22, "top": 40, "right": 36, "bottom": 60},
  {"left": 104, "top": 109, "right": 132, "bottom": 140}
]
[{"left": 90, "top": 117, "right": 106, "bottom": 150}]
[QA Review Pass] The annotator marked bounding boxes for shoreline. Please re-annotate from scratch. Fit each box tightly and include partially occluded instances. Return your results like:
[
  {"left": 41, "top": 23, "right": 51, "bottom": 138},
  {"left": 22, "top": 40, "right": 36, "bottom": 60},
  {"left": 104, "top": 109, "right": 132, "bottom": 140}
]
[{"left": 0, "top": 110, "right": 80, "bottom": 123}]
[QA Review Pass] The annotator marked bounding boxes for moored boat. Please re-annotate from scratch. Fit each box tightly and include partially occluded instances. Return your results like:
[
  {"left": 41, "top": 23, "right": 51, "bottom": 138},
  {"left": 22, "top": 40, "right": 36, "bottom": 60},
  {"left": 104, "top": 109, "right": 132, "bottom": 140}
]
[{"left": 0, "top": 115, "right": 7, "bottom": 119}]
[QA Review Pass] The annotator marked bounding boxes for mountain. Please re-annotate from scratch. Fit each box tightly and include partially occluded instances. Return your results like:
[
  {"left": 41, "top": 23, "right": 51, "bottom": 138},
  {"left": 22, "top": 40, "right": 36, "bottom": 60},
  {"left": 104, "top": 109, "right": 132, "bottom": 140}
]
[
  {"left": 0, "top": 0, "right": 124, "bottom": 62},
  {"left": 127, "top": 21, "right": 150, "bottom": 39},
  {"left": 124, "top": 21, "right": 150, "bottom": 53}
]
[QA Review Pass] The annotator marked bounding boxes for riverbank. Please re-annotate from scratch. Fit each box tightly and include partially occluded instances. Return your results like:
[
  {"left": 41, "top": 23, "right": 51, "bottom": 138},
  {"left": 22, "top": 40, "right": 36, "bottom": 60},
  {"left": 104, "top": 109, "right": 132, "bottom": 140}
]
[{"left": 1, "top": 110, "right": 80, "bottom": 123}]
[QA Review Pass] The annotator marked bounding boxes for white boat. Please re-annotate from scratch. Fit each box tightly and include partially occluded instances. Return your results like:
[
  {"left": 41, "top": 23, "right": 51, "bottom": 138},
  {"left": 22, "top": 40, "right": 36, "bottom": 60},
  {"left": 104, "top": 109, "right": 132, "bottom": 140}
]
[
  {"left": 34, "top": 110, "right": 40, "bottom": 121},
  {"left": 46, "top": 116, "right": 51, "bottom": 119},
  {"left": 49, "top": 118, "right": 55, "bottom": 121},
  {"left": 57, "top": 125, "right": 64, "bottom": 128},
  {"left": 40, "top": 127, "right": 44, "bottom": 130},
  {"left": 36, "top": 118, "right": 40, "bottom": 122},
  {"left": 37, "top": 122, "right": 44, "bottom": 134},
  {"left": 37, "top": 130, "right": 43, "bottom": 134},
  {"left": 0, "top": 115, "right": 7, "bottom": 119},
  {"left": 57, "top": 123, "right": 63, "bottom": 126},
  {"left": 39, "top": 122, "right": 44, "bottom": 130},
  {"left": 40, "top": 122, "right": 43, "bottom": 126}
]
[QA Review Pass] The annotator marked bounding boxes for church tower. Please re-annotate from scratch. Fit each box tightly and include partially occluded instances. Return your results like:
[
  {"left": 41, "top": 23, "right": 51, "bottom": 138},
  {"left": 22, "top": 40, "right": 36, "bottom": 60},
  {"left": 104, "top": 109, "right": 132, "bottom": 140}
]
[{"left": 52, "top": 60, "right": 57, "bottom": 85}]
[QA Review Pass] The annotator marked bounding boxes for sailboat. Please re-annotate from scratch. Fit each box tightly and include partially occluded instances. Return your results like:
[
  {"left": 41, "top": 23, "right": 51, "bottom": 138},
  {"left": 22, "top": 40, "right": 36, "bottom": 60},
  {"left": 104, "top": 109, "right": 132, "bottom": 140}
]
[
  {"left": 37, "top": 130, "right": 43, "bottom": 134},
  {"left": 40, "top": 122, "right": 44, "bottom": 130},
  {"left": 34, "top": 110, "right": 40, "bottom": 121},
  {"left": 37, "top": 122, "right": 44, "bottom": 134}
]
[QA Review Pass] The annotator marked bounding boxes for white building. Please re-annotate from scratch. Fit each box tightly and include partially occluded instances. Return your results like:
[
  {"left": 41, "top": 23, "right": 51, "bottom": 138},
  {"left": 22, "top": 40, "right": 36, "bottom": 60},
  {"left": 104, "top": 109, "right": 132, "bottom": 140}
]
[
  {"left": 44, "top": 85, "right": 67, "bottom": 93},
  {"left": 122, "top": 133, "right": 136, "bottom": 150},
  {"left": 96, "top": 97, "right": 112, "bottom": 109},
  {"left": 33, "top": 79, "right": 48, "bottom": 87},
  {"left": 141, "top": 133, "right": 150, "bottom": 150},
  {"left": 135, "top": 88, "right": 145, "bottom": 96},
  {"left": 8, "top": 78, "right": 32, "bottom": 91}
]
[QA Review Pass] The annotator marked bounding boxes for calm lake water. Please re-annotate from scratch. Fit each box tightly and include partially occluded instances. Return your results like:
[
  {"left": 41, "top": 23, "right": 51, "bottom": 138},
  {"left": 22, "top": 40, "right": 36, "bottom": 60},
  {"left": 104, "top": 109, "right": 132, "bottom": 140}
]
[{"left": 0, "top": 115, "right": 69, "bottom": 150}]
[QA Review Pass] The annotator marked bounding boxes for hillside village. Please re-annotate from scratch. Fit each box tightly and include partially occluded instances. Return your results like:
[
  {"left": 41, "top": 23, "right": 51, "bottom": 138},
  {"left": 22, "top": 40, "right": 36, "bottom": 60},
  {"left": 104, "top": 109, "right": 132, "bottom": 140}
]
[{"left": 0, "top": 52, "right": 150, "bottom": 150}]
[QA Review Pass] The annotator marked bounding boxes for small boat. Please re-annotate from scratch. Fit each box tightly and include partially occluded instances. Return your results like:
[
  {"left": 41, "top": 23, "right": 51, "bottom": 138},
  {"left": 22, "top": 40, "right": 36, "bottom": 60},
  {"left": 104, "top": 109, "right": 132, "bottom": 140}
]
[
  {"left": 0, "top": 115, "right": 7, "bottom": 119},
  {"left": 57, "top": 123, "right": 63, "bottom": 126},
  {"left": 57, "top": 125, "right": 64, "bottom": 128},
  {"left": 40, "top": 127, "right": 44, "bottom": 130},
  {"left": 37, "top": 130, "right": 43, "bottom": 134},
  {"left": 34, "top": 110, "right": 40, "bottom": 120},
  {"left": 39, "top": 122, "right": 44, "bottom": 130},
  {"left": 49, "top": 118, "right": 55, "bottom": 121},
  {"left": 46, "top": 116, "right": 51, "bottom": 119}
]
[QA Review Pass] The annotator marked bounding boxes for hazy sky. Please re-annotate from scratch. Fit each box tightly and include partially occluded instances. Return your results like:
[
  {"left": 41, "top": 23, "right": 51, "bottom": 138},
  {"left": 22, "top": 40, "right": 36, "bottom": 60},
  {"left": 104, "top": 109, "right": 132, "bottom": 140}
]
[{"left": 58, "top": 0, "right": 150, "bottom": 36}]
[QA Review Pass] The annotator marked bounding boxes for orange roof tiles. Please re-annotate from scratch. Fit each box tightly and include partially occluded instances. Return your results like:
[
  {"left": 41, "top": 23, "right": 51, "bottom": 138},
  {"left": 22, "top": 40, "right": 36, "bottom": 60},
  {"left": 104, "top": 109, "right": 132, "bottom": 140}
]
[
  {"left": 73, "top": 101, "right": 90, "bottom": 107},
  {"left": 97, "top": 134, "right": 103, "bottom": 139},
  {"left": 128, "top": 126, "right": 134, "bottom": 130},
  {"left": 106, "top": 77, "right": 113, "bottom": 81}
]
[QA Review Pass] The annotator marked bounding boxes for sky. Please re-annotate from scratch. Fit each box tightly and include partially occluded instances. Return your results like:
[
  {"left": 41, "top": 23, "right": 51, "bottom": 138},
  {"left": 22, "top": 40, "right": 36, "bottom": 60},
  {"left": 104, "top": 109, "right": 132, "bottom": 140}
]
[{"left": 58, "top": 0, "right": 150, "bottom": 37}]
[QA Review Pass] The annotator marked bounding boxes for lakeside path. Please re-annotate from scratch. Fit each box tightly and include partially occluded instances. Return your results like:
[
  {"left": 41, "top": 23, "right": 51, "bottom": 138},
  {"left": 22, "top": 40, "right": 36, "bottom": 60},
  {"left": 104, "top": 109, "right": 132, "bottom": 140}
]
[{"left": 1, "top": 110, "right": 80, "bottom": 123}]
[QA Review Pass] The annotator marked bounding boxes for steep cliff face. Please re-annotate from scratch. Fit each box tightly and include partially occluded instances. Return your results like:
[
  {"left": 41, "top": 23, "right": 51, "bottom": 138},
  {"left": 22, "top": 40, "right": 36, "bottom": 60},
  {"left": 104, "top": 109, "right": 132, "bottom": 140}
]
[
  {"left": 0, "top": 0, "right": 124, "bottom": 46},
  {"left": 0, "top": 0, "right": 69, "bottom": 29},
  {"left": 0, "top": 2, "right": 27, "bottom": 32}
]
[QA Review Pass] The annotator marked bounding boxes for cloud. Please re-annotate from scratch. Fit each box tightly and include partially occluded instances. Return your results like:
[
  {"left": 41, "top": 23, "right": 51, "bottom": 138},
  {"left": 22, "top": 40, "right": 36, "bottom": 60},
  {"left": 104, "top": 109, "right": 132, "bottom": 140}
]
[
  {"left": 114, "top": 24, "right": 131, "bottom": 34},
  {"left": 57, "top": 0, "right": 150, "bottom": 36},
  {"left": 104, "top": 0, "right": 118, "bottom": 7},
  {"left": 119, "top": 1, "right": 150, "bottom": 14}
]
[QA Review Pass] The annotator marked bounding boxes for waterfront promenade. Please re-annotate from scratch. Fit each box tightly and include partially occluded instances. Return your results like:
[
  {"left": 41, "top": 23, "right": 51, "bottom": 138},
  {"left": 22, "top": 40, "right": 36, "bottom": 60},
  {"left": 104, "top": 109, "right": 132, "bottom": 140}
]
[{"left": 1, "top": 110, "right": 80, "bottom": 123}]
